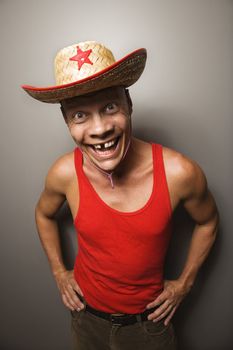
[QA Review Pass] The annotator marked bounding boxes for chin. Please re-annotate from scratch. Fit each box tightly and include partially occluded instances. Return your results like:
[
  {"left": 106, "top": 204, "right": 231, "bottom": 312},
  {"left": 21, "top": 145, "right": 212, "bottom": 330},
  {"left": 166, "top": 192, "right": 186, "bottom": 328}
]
[{"left": 87, "top": 153, "right": 122, "bottom": 173}]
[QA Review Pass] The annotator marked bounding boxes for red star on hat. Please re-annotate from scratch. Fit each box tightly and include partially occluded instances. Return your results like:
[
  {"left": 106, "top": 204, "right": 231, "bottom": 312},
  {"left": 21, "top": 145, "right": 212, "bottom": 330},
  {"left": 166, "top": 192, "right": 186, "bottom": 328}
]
[{"left": 69, "top": 46, "right": 93, "bottom": 70}]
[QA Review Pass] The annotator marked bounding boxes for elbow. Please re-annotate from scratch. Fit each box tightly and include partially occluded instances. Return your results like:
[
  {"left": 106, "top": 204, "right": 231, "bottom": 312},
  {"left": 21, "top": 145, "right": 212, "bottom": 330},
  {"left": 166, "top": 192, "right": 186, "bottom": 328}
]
[
  {"left": 213, "top": 211, "right": 220, "bottom": 238},
  {"left": 197, "top": 210, "right": 220, "bottom": 241},
  {"left": 35, "top": 202, "right": 43, "bottom": 224},
  {"left": 213, "top": 205, "right": 220, "bottom": 231},
  {"left": 35, "top": 201, "right": 39, "bottom": 217},
  {"left": 207, "top": 210, "right": 220, "bottom": 243},
  {"left": 35, "top": 199, "right": 43, "bottom": 217}
]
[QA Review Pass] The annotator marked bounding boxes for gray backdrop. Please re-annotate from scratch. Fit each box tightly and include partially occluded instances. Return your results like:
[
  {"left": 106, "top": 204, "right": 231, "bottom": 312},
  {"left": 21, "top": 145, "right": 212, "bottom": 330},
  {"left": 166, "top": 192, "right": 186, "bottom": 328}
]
[{"left": 0, "top": 0, "right": 232, "bottom": 349}]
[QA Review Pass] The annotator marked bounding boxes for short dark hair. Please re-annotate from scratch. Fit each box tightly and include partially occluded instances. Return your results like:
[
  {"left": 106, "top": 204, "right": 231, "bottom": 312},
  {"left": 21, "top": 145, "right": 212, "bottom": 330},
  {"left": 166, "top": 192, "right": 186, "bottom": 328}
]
[{"left": 60, "top": 102, "right": 68, "bottom": 123}]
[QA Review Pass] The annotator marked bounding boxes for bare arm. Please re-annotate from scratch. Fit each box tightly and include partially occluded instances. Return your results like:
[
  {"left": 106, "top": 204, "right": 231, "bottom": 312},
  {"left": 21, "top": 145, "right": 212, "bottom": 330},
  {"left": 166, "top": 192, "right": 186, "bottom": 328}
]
[
  {"left": 178, "top": 165, "right": 219, "bottom": 291},
  {"left": 35, "top": 156, "right": 84, "bottom": 311},
  {"left": 35, "top": 172, "right": 67, "bottom": 277},
  {"left": 146, "top": 153, "right": 219, "bottom": 324}
]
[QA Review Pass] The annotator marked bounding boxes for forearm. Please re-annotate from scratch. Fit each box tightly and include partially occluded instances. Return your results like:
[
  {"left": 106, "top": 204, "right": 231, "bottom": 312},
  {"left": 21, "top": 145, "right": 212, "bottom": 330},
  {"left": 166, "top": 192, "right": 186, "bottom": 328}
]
[
  {"left": 178, "top": 214, "right": 219, "bottom": 291},
  {"left": 35, "top": 207, "right": 67, "bottom": 277}
]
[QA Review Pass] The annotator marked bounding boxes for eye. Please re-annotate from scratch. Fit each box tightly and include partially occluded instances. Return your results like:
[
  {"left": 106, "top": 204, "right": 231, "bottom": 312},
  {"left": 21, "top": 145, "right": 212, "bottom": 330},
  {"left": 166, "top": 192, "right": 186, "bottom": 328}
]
[
  {"left": 72, "top": 111, "right": 87, "bottom": 123},
  {"left": 105, "top": 102, "right": 118, "bottom": 114}
]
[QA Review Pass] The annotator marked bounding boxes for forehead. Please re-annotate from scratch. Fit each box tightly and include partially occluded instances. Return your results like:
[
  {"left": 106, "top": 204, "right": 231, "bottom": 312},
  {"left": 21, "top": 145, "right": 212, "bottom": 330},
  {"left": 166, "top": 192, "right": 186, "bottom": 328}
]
[{"left": 62, "top": 86, "right": 126, "bottom": 110}]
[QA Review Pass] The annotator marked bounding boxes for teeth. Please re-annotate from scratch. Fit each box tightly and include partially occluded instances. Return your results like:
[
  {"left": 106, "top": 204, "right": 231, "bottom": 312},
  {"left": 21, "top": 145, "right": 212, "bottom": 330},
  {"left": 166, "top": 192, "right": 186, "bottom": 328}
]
[
  {"left": 104, "top": 140, "right": 115, "bottom": 148},
  {"left": 93, "top": 138, "right": 117, "bottom": 150}
]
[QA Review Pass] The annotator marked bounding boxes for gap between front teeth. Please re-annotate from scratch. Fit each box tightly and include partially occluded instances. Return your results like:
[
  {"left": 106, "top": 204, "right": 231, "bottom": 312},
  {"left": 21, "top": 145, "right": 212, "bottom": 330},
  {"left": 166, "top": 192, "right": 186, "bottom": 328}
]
[{"left": 94, "top": 139, "right": 116, "bottom": 149}]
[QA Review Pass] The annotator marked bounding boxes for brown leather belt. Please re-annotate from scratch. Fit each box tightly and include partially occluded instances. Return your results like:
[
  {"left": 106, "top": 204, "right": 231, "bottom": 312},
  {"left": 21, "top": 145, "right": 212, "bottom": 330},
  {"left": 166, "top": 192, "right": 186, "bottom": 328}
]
[{"left": 85, "top": 303, "right": 157, "bottom": 326}]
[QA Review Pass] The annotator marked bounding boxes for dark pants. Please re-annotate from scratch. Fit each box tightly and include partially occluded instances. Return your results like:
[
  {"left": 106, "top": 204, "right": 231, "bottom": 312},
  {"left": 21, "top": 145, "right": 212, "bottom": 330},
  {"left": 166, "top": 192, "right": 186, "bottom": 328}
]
[{"left": 71, "top": 304, "right": 177, "bottom": 350}]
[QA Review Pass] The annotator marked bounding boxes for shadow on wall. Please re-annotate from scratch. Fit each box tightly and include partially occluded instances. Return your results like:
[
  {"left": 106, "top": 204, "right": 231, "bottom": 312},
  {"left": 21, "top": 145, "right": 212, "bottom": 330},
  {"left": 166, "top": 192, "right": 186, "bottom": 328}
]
[{"left": 56, "top": 203, "right": 77, "bottom": 270}]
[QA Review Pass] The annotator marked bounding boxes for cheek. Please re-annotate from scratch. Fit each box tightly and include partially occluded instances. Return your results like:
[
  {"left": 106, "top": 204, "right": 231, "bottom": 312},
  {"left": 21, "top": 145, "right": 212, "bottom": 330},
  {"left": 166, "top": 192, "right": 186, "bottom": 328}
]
[
  {"left": 68, "top": 125, "right": 84, "bottom": 143},
  {"left": 115, "top": 111, "right": 130, "bottom": 130},
  {"left": 122, "top": 116, "right": 131, "bottom": 134}
]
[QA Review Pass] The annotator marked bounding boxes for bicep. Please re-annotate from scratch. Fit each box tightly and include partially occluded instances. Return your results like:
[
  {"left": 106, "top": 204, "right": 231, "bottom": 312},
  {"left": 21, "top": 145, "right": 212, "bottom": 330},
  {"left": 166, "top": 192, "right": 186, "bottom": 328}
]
[{"left": 182, "top": 162, "right": 218, "bottom": 225}]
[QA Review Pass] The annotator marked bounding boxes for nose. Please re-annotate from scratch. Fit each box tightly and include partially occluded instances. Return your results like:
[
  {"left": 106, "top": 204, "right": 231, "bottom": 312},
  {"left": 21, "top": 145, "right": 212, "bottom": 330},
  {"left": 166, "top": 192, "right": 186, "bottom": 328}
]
[{"left": 88, "top": 114, "right": 115, "bottom": 140}]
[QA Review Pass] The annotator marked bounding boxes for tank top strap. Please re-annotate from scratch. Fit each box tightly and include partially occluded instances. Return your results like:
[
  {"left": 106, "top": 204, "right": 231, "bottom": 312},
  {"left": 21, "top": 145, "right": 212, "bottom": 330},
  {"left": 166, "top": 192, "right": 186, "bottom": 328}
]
[
  {"left": 152, "top": 143, "right": 164, "bottom": 186},
  {"left": 152, "top": 142, "right": 172, "bottom": 216},
  {"left": 74, "top": 146, "right": 86, "bottom": 193},
  {"left": 74, "top": 147, "right": 82, "bottom": 174}
]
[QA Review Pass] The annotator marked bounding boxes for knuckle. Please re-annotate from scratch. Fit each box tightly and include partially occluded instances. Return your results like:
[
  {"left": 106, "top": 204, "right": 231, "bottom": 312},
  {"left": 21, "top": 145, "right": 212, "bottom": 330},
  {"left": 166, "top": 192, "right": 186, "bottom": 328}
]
[{"left": 68, "top": 283, "right": 74, "bottom": 290}]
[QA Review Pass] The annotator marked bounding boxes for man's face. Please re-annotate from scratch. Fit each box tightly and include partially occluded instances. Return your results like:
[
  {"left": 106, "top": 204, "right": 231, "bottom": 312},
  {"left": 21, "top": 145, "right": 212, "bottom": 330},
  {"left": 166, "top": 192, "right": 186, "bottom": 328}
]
[{"left": 61, "top": 86, "right": 132, "bottom": 172}]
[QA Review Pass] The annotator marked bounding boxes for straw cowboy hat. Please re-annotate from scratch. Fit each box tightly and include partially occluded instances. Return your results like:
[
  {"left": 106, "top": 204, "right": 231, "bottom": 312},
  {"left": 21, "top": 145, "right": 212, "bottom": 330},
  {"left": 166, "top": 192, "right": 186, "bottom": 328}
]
[{"left": 22, "top": 41, "right": 147, "bottom": 103}]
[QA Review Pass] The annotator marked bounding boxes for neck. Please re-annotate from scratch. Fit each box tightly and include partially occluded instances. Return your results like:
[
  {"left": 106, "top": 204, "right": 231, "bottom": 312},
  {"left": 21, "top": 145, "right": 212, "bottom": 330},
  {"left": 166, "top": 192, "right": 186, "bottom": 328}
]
[{"left": 79, "top": 136, "right": 132, "bottom": 189}]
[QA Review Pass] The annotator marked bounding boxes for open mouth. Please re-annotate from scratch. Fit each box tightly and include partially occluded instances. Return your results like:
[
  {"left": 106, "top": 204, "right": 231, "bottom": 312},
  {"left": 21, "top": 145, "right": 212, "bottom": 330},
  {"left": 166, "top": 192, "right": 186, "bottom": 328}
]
[{"left": 88, "top": 136, "right": 121, "bottom": 156}]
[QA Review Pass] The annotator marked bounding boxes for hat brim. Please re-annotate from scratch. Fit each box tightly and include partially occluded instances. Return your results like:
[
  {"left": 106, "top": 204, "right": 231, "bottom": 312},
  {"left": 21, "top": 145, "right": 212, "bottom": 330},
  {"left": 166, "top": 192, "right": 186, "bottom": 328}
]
[{"left": 21, "top": 48, "right": 147, "bottom": 103}]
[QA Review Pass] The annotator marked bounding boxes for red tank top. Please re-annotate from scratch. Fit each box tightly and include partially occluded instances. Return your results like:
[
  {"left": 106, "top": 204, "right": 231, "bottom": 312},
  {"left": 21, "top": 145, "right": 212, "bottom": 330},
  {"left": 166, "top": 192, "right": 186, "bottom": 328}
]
[{"left": 73, "top": 143, "right": 173, "bottom": 314}]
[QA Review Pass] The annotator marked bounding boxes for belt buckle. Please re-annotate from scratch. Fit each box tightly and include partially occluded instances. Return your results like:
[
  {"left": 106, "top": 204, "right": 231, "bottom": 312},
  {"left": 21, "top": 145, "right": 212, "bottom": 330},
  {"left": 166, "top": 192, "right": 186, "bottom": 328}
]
[{"left": 110, "top": 314, "right": 123, "bottom": 326}]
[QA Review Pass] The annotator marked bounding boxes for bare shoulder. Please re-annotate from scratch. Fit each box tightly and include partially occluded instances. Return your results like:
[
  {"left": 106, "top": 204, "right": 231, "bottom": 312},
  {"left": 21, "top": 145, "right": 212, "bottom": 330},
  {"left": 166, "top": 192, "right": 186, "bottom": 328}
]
[
  {"left": 45, "top": 150, "right": 76, "bottom": 195},
  {"left": 162, "top": 145, "right": 208, "bottom": 201}
]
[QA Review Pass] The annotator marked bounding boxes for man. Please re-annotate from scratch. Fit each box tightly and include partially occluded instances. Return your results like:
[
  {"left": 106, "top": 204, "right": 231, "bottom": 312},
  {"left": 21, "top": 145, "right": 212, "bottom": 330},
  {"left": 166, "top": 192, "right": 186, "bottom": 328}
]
[{"left": 22, "top": 41, "right": 219, "bottom": 350}]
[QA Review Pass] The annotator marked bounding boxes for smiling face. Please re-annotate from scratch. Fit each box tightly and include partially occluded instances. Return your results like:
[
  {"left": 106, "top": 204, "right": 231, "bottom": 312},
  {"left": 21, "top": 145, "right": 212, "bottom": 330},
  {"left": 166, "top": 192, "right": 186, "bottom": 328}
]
[{"left": 61, "top": 86, "right": 132, "bottom": 172}]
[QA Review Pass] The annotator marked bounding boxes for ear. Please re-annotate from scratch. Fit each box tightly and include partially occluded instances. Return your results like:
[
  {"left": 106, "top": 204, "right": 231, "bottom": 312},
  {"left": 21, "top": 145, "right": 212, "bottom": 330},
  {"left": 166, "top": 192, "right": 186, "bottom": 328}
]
[
  {"left": 125, "top": 88, "right": 133, "bottom": 115},
  {"left": 60, "top": 102, "right": 68, "bottom": 124}
]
